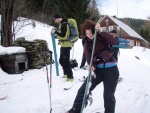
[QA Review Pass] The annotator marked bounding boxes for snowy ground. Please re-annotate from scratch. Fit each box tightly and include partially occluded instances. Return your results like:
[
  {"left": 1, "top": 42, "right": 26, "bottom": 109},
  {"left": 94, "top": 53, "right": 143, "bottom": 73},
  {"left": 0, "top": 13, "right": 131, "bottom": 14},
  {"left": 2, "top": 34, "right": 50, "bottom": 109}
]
[{"left": 0, "top": 18, "right": 150, "bottom": 113}]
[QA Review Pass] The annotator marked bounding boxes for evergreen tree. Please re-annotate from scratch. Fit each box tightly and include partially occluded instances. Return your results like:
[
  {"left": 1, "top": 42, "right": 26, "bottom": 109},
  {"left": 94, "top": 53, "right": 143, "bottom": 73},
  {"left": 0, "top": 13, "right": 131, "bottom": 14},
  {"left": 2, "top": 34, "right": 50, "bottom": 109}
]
[
  {"left": 140, "top": 20, "right": 150, "bottom": 42},
  {"left": 87, "top": 0, "right": 100, "bottom": 21},
  {"left": 52, "top": 0, "right": 100, "bottom": 30}
]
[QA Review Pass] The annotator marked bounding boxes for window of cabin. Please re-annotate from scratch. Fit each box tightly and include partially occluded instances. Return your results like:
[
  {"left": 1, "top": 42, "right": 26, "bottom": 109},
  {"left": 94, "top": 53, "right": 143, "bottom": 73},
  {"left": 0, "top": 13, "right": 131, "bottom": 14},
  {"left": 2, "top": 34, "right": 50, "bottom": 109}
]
[
  {"left": 102, "top": 27, "right": 106, "bottom": 32},
  {"left": 117, "top": 26, "right": 120, "bottom": 30},
  {"left": 109, "top": 26, "right": 113, "bottom": 32},
  {"left": 130, "top": 40, "right": 134, "bottom": 46}
]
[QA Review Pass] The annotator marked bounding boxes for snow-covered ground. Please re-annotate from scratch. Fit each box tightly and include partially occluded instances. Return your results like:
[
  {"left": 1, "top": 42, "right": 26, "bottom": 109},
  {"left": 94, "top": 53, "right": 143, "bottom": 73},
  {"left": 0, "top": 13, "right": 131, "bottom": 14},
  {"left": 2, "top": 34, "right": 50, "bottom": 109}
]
[{"left": 0, "top": 18, "right": 150, "bottom": 113}]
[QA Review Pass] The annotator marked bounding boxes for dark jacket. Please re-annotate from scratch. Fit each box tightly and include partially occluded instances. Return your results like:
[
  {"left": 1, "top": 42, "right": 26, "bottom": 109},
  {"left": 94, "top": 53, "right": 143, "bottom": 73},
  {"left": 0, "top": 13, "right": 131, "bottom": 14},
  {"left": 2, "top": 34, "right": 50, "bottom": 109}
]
[
  {"left": 55, "top": 19, "right": 68, "bottom": 37},
  {"left": 84, "top": 32, "right": 118, "bottom": 67},
  {"left": 55, "top": 19, "right": 72, "bottom": 47}
]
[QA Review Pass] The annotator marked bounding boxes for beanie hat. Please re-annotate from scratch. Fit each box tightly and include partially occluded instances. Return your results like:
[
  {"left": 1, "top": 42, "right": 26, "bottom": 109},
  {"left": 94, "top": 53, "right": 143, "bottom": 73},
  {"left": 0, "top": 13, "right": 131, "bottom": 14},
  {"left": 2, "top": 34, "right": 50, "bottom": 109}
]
[
  {"left": 110, "top": 30, "right": 117, "bottom": 34},
  {"left": 53, "top": 14, "right": 61, "bottom": 19}
]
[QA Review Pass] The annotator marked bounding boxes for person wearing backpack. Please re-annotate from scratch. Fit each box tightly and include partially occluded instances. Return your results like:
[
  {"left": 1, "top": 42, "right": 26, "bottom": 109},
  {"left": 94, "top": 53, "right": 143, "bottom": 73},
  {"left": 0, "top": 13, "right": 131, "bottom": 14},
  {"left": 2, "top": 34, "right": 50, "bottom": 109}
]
[
  {"left": 66, "top": 19, "right": 119, "bottom": 113},
  {"left": 51, "top": 14, "right": 73, "bottom": 82},
  {"left": 110, "top": 30, "right": 131, "bottom": 61}
]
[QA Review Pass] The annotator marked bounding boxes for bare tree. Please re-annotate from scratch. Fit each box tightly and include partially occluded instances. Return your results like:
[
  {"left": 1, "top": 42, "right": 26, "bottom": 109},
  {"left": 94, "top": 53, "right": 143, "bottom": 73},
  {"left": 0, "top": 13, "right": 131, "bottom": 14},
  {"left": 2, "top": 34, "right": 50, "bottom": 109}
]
[
  {"left": 1, "top": 0, "right": 16, "bottom": 47},
  {"left": 1, "top": 0, "right": 34, "bottom": 46}
]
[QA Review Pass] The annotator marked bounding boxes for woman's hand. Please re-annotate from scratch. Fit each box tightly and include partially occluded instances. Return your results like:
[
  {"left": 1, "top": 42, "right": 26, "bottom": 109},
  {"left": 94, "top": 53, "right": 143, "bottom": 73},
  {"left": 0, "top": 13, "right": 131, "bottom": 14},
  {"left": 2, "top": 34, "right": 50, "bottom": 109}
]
[
  {"left": 95, "top": 23, "right": 102, "bottom": 33},
  {"left": 87, "top": 64, "right": 95, "bottom": 71}
]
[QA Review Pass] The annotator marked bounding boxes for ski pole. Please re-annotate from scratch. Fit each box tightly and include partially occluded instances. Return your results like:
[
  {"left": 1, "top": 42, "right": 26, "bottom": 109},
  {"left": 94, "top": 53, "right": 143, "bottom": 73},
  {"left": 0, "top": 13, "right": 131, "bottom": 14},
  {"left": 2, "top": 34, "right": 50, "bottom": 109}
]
[
  {"left": 80, "top": 18, "right": 102, "bottom": 113},
  {"left": 49, "top": 50, "right": 53, "bottom": 113},
  {"left": 43, "top": 47, "right": 52, "bottom": 113}
]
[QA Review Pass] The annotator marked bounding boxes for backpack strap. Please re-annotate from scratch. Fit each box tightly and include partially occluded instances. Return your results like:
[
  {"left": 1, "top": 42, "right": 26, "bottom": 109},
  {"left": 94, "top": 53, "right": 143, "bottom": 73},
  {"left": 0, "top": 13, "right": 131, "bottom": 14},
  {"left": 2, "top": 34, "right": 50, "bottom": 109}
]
[{"left": 61, "top": 21, "right": 72, "bottom": 41}]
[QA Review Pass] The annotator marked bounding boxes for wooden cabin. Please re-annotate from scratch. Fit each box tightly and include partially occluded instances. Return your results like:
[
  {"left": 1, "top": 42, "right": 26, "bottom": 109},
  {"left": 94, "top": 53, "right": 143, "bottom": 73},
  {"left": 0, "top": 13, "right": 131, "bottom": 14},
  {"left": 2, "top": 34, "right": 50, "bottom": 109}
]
[{"left": 100, "top": 15, "right": 149, "bottom": 47}]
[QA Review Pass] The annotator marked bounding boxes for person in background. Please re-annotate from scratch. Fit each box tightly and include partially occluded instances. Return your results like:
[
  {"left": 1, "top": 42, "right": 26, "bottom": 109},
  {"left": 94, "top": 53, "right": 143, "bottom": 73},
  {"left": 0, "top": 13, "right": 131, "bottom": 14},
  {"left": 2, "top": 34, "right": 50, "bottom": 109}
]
[
  {"left": 110, "top": 30, "right": 132, "bottom": 83},
  {"left": 110, "top": 29, "right": 131, "bottom": 61},
  {"left": 66, "top": 19, "right": 119, "bottom": 113},
  {"left": 51, "top": 14, "right": 73, "bottom": 82}
]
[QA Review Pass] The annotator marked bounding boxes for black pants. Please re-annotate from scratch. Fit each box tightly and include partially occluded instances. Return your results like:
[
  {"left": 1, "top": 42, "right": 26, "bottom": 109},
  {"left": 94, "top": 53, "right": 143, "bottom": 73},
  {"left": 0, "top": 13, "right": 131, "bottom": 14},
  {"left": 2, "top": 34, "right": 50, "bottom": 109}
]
[
  {"left": 72, "top": 66, "right": 119, "bottom": 113},
  {"left": 59, "top": 47, "right": 73, "bottom": 79}
]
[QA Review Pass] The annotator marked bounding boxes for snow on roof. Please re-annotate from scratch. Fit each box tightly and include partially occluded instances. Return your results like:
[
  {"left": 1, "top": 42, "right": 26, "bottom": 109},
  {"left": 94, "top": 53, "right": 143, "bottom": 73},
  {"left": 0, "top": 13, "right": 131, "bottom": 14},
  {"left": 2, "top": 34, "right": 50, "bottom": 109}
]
[
  {"left": 0, "top": 45, "right": 26, "bottom": 55},
  {"left": 106, "top": 15, "right": 148, "bottom": 43}
]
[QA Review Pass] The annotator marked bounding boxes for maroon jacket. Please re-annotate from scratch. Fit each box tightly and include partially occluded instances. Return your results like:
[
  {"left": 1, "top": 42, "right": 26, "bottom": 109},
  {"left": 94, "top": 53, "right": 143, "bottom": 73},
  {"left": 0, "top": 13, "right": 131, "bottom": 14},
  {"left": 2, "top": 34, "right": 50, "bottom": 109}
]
[{"left": 84, "top": 32, "right": 118, "bottom": 67}]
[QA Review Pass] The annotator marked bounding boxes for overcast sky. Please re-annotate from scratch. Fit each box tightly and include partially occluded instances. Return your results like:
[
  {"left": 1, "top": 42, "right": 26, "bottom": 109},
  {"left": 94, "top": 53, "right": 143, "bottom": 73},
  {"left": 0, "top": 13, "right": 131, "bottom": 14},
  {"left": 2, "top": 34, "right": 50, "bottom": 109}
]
[{"left": 97, "top": 0, "right": 150, "bottom": 20}]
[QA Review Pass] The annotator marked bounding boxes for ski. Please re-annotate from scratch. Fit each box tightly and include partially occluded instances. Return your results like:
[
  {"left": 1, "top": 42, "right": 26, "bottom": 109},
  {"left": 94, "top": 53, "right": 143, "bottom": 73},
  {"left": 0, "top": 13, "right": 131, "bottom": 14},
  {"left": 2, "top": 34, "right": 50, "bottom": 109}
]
[
  {"left": 64, "top": 84, "right": 75, "bottom": 91},
  {"left": 51, "top": 29, "right": 59, "bottom": 76},
  {"left": 80, "top": 18, "right": 102, "bottom": 113},
  {"left": 64, "top": 76, "right": 86, "bottom": 90},
  {"left": 73, "top": 66, "right": 87, "bottom": 71},
  {"left": 0, "top": 95, "right": 8, "bottom": 100},
  {"left": 63, "top": 81, "right": 79, "bottom": 90},
  {"left": 0, "top": 78, "right": 23, "bottom": 85}
]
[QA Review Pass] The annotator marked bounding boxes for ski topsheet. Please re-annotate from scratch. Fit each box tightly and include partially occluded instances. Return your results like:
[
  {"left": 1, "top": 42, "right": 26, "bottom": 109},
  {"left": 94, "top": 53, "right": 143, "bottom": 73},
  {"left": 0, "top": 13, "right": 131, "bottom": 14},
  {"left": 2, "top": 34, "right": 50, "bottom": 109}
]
[{"left": 51, "top": 29, "right": 59, "bottom": 76}]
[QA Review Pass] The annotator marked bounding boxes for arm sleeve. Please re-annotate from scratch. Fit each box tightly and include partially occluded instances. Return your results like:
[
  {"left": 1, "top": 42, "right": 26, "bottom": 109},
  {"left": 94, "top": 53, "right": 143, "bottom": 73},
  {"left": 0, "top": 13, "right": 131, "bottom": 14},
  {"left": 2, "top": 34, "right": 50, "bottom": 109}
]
[
  {"left": 99, "top": 32, "right": 118, "bottom": 45},
  {"left": 118, "top": 38, "right": 130, "bottom": 44},
  {"left": 55, "top": 23, "right": 67, "bottom": 37},
  {"left": 84, "top": 43, "right": 97, "bottom": 67}
]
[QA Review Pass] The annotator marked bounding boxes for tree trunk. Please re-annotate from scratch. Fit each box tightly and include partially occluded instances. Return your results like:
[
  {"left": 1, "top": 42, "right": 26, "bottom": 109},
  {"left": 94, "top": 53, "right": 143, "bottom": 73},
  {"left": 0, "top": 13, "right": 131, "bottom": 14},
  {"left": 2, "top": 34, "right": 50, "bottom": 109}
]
[{"left": 1, "top": 0, "right": 15, "bottom": 47}]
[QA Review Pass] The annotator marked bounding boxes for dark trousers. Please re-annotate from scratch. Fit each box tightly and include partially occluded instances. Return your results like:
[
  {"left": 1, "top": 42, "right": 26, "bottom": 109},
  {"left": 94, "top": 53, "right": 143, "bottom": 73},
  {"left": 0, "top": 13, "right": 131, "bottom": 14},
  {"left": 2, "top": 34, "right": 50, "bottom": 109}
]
[
  {"left": 72, "top": 66, "right": 119, "bottom": 113},
  {"left": 59, "top": 47, "right": 73, "bottom": 79}
]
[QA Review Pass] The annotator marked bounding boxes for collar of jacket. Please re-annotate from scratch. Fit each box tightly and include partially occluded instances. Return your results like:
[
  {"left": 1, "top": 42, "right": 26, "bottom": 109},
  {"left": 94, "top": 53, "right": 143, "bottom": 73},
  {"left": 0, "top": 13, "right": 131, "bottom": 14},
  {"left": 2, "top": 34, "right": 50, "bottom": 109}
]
[
  {"left": 61, "top": 19, "right": 68, "bottom": 24},
  {"left": 84, "top": 37, "right": 94, "bottom": 42}
]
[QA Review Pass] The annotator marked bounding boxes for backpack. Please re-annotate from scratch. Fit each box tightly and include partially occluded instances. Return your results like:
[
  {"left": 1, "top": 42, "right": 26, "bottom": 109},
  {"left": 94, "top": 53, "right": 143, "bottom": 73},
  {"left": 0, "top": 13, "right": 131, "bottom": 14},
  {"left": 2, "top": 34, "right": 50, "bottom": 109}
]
[
  {"left": 67, "top": 18, "right": 79, "bottom": 43},
  {"left": 70, "top": 59, "right": 78, "bottom": 68}
]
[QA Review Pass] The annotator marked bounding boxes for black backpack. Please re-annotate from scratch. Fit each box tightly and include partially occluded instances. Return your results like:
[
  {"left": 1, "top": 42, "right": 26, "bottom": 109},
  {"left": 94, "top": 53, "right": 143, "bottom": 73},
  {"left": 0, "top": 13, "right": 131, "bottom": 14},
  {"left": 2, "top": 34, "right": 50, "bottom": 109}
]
[{"left": 70, "top": 59, "right": 78, "bottom": 68}]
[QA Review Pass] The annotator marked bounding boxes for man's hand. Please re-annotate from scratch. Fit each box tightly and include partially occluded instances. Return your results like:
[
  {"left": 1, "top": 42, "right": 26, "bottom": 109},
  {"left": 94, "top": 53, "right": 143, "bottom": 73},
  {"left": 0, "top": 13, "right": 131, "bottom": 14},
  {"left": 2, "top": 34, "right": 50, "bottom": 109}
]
[{"left": 51, "top": 29, "right": 56, "bottom": 34}]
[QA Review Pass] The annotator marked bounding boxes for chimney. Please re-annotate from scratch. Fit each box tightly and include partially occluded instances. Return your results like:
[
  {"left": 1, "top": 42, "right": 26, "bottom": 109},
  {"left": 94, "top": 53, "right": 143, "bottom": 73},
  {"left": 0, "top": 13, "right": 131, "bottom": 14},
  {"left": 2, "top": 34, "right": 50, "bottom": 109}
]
[{"left": 113, "top": 15, "right": 116, "bottom": 18}]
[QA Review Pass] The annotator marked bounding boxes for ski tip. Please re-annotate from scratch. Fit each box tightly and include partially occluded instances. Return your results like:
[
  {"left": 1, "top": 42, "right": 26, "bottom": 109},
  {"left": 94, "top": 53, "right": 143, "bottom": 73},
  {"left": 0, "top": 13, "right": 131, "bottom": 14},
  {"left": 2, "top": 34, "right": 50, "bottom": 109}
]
[
  {"left": 20, "top": 78, "right": 23, "bottom": 81},
  {"left": 0, "top": 95, "right": 8, "bottom": 100},
  {"left": 64, "top": 88, "right": 69, "bottom": 90}
]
